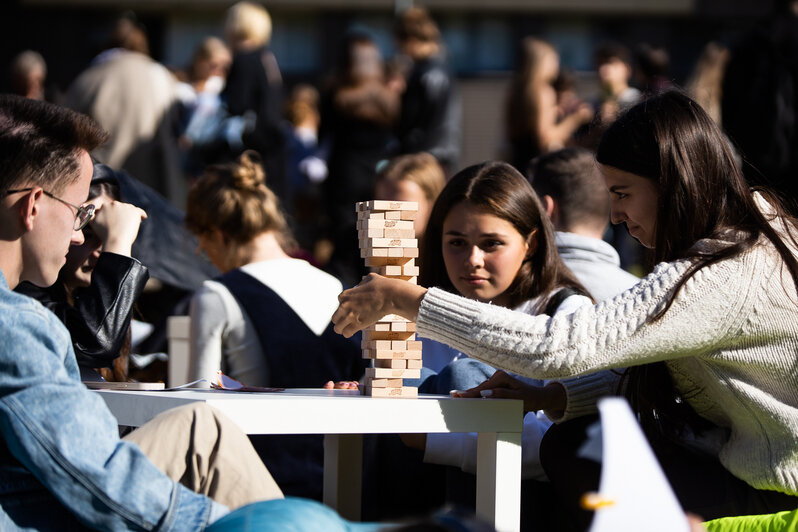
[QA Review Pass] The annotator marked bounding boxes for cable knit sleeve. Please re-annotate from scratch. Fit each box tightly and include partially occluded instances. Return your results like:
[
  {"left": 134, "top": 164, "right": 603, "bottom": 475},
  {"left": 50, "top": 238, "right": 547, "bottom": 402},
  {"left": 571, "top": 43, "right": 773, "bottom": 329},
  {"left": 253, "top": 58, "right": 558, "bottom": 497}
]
[{"left": 417, "top": 254, "right": 751, "bottom": 381}]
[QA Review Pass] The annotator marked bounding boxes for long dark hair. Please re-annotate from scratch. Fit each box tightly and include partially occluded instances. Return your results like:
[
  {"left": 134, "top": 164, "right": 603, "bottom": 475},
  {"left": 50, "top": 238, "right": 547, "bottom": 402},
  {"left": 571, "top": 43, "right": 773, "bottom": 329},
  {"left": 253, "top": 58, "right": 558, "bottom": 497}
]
[
  {"left": 597, "top": 90, "right": 798, "bottom": 442},
  {"left": 419, "top": 160, "right": 588, "bottom": 312}
]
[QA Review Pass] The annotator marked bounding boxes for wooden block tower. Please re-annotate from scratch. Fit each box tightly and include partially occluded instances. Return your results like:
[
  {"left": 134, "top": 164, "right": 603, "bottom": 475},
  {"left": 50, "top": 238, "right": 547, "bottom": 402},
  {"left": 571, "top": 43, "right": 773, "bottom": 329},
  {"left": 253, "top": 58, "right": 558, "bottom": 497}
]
[{"left": 356, "top": 200, "right": 422, "bottom": 398}]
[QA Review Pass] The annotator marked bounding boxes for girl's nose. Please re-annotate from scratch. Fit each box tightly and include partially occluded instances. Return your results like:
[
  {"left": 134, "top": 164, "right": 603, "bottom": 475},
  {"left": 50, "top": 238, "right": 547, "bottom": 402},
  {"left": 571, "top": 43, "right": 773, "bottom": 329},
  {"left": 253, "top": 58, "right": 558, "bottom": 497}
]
[
  {"left": 609, "top": 207, "right": 625, "bottom": 226},
  {"left": 466, "top": 245, "right": 484, "bottom": 268}
]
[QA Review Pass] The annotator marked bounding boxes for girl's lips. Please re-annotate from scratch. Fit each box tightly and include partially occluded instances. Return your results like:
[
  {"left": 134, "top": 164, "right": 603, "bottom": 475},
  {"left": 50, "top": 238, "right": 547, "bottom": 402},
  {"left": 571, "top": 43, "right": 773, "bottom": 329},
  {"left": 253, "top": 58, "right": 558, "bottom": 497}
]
[{"left": 463, "top": 276, "right": 488, "bottom": 284}]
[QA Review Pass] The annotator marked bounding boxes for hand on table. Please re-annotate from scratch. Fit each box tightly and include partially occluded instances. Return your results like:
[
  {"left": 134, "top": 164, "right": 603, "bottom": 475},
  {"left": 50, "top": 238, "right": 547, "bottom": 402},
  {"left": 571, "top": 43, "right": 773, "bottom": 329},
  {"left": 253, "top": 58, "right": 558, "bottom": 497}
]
[
  {"left": 89, "top": 196, "right": 147, "bottom": 256},
  {"left": 323, "top": 381, "right": 359, "bottom": 390},
  {"left": 332, "top": 273, "right": 427, "bottom": 338},
  {"left": 451, "top": 370, "right": 567, "bottom": 415}
]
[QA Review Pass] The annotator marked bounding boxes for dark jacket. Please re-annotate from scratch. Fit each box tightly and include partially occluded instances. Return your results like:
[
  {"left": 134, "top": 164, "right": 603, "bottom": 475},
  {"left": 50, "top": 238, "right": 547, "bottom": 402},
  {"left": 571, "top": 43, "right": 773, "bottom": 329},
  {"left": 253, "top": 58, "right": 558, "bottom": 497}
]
[{"left": 15, "top": 253, "right": 149, "bottom": 379}]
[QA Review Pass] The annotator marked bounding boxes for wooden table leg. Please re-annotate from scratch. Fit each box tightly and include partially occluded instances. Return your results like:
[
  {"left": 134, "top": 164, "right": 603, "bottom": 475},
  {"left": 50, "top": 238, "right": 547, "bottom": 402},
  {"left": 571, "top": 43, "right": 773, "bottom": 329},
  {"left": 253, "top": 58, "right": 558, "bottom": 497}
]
[
  {"left": 476, "top": 431, "right": 522, "bottom": 532},
  {"left": 323, "top": 433, "right": 363, "bottom": 521}
]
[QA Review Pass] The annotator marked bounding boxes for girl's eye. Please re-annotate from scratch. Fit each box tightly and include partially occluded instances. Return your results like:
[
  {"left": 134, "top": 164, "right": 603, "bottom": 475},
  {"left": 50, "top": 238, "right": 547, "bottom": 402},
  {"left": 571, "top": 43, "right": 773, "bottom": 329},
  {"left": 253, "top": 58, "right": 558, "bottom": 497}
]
[
  {"left": 481, "top": 240, "right": 503, "bottom": 250},
  {"left": 613, "top": 192, "right": 628, "bottom": 200},
  {"left": 446, "top": 238, "right": 465, "bottom": 247}
]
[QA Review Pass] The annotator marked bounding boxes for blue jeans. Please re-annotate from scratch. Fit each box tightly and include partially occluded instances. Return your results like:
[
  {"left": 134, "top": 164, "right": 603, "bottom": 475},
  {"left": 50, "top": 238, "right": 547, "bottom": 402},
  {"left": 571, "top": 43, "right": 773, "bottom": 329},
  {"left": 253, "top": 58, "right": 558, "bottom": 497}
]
[
  {"left": 415, "top": 358, "right": 498, "bottom": 395},
  {"left": 207, "top": 497, "right": 384, "bottom": 532}
]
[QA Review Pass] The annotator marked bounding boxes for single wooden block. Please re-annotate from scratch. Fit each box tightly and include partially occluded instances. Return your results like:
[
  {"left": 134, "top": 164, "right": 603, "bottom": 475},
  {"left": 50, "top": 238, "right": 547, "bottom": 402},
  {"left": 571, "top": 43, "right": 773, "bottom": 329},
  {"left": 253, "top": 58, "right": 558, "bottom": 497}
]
[
  {"left": 360, "top": 247, "right": 389, "bottom": 258},
  {"left": 406, "top": 340, "right": 423, "bottom": 350},
  {"left": 365, "top": 330, "right": 415, "bottom": 341},
  {"left": 357, "top": 210, "right": 383, "bottom": 220},
  {"left": 363, "top": 349, "right": 423, "bottom": 360},
  {"left": 400, "top": 210, "right": 418, "bottom": 220},
  {"left": 365, "top": 386, "right": 418, "bottom": 398},
  {"left": 390, "top": 340, "right": 407, "bottom": 350},
  {"left": 370, "top": 322, "right": 391, "bottom": 332},
  {"left": 376, "top": 264, "right": 403, "bottom": 276},
  {"left": 383, "top": 228, "right": 415, "bottom": 238},
  {"left": 357, "top": 219, "right": 414, "bottom": 230},
  {"left": 373, "top": 359, "right": 407, "bottom": 369},
  {"left": 385, "top": 211, "right": 401, "bottom": 220},
  {"left": 403, "top": 265, "right": 420, "bottom": 276},
  {"left": 403, "top": 248, "right": 420, "bottom": 258},
  {"left": 361, "top": 238, "right": 418, "bottom": 248},
  {"left": 387, "top": 247, "right": 405, "bottom": 257},
  {"left": 376, "top": 314, "right": 409, "bottom": 323},
  {"left": 407, "top": 359, "right": 423, "bottom": 369},
  {"left": 358, "top": 228, "right": 384, "bottom": 239},
  {"left": 365, "top": 367, "right": 421, "bottom": 379},
  {"left": 368, "top": 378, "right": 404, "bottom": 388},
  {"left": 365, "top": 257, "right": 415, "bottom": 267},
  {"left": 364, "top": 200, "right": 419, "bottom": 212},
  {"left": 362, "top": 339, "right": 392, "bottom": 350}
]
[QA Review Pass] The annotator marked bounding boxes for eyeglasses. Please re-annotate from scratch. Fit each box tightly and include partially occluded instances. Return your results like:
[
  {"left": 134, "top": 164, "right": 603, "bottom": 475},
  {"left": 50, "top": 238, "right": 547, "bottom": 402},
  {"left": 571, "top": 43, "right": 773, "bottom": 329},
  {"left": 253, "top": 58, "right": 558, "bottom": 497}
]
[{"left": 5, "top": 188, "right": 96, "bottom": 231}]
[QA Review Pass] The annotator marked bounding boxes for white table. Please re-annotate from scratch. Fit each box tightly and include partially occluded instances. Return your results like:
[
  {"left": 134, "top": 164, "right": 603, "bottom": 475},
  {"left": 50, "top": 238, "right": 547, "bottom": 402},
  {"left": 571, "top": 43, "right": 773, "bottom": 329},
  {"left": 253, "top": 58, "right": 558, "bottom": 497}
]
[{"left": 97, "top": 388, "right": 523, "bottom": 532}]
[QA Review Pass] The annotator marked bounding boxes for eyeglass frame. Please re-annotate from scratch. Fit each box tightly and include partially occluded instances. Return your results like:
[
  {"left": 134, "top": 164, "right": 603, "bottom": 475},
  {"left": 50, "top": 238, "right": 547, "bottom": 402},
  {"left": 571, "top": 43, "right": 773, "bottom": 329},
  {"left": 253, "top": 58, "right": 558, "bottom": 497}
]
[{"left": 4, "top": 187, "right": 96, "bottom": 231}]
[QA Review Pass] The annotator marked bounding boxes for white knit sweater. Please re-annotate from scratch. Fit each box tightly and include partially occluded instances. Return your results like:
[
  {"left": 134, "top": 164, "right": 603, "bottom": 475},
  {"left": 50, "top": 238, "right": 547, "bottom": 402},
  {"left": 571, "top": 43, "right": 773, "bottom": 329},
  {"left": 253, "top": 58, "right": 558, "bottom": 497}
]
[{"left": 417, "top": 233, "right": 798, "bottom": 495}]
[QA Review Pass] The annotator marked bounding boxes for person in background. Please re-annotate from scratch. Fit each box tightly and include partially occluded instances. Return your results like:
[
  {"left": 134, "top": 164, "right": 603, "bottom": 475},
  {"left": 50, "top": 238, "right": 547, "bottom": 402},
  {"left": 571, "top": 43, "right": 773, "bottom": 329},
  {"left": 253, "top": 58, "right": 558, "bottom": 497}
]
[
  {"left": 528, "top": 147, "right": 639, "bottom": 302},
  {"left": 321, "top": 30, "right": 400, "bottom": 288},
  {"left": 593, "top": 42, "right": 641, "bottom": 127},
  {"left": 175, "top": 36, "right": 233, "bottom": 179},
  {"left": 633, "top": 42, "right": 672, "bottom": 97},
  {"left": 15, "top": 166, "right": 148, "bottom": 383},
  {"left": 185, "top": 150, "right": 363, "bottom": 500},
  {"left": 9, "top": 50, "right": 47, "bottom": 101},
  {"left": 64, "top": 14, "right": 185, "bottom": 208},
  {"left": 686, "top": 41, "right": 730, "bottom": 127},
  {"left": 373, "top": 151, "right": 446, "bottom": 245},
  {"left": 394, "top": 6, "right": 461, "bottom": 175},
  {"left": 283, "top": 83, "right": 329, "bottom": 261},
  {"left": 223, "top": 1, "right": 286, "bottom": 203},
  {"left": 504, "top": 37, "right": 593, "bottom": 174}
]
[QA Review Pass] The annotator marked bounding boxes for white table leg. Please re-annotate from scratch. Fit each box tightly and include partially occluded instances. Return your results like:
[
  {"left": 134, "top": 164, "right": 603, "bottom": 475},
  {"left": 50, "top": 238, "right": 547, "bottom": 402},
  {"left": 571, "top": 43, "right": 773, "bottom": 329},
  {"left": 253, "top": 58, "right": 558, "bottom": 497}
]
[
  {"left": 476, "top": 431, "right": 522, "bottom": 532},
  {"left": 323, "top": 433, "right": 363, "bottom": 521}
]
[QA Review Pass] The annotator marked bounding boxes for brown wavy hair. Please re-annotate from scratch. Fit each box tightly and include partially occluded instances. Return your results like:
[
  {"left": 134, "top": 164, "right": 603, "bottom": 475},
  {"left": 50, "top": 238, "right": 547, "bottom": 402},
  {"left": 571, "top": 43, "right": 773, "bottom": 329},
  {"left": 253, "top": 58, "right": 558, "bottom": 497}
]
[
  {"left": 597, "top": 90, "right": 798, "bottom": 443},
  {"left": 419, "top": 160, "right": 589, "bottom": 311}
]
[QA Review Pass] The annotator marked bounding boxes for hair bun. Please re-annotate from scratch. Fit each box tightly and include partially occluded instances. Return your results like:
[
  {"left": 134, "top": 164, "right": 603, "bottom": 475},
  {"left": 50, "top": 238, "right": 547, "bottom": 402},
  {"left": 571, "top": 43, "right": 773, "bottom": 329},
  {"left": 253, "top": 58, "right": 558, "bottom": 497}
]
[{"left": 231, "top": 150, "right": 266, "bottom": 190}]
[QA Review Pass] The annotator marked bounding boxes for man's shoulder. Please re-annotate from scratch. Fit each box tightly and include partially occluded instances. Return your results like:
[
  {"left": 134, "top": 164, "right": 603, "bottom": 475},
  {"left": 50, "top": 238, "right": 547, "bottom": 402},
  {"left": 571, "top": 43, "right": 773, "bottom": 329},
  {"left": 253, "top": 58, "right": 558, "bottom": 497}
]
[{"left": 0, "top": 285, "right": 64, "bottom": 329}]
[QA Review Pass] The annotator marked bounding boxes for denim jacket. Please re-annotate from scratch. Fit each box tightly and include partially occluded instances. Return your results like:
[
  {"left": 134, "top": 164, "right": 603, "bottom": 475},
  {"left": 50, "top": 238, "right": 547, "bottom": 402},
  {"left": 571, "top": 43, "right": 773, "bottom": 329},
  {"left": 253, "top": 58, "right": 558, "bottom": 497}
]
[{"left": 0, "top": 270, "right": 221, "bottom": 530}]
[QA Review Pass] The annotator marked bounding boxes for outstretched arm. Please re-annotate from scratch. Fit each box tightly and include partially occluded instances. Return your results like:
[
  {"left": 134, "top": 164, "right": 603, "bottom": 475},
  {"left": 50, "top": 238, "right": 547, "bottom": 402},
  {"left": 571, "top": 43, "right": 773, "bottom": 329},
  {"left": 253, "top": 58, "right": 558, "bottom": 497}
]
[{"left": 332, "top": 273, "right": 427, "bottom": 337}]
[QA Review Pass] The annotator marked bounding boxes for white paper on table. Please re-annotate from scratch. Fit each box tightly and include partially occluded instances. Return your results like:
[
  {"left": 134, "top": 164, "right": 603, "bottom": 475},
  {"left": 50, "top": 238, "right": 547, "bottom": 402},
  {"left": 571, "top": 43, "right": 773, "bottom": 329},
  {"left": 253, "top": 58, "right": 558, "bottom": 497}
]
[{"left": 587, "top": 397, "right": 690, "bottom": 532}]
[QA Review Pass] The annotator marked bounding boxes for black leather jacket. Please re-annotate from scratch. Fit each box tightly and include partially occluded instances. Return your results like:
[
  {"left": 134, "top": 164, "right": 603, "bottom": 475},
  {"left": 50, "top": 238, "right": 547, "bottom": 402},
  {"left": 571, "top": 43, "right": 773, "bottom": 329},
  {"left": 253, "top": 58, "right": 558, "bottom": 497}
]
[{"left": 15, "top": 253, "right": 149, "bottom": 375}]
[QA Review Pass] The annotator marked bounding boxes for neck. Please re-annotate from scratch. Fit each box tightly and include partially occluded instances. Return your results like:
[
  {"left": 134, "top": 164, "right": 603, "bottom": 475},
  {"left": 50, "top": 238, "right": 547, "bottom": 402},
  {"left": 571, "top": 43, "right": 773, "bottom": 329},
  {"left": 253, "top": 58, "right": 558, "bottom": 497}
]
[
  {"left": 561, "top": 223, "right": 607, "bottom": 241},
  {"left": 226, "top": 231, "right": 289, "bottom": 270},
  {"left": 0, "top": 243, "right": 22, "bottom": 289}
]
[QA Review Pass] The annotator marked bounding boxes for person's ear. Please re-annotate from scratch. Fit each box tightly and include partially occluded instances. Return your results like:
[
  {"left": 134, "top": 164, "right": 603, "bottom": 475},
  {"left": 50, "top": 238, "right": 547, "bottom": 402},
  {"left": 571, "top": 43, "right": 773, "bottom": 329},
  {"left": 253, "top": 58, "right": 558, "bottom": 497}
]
[
  {"left": 541, "top": 195, "right": 555, "bottom": 216},
  {"left": 21, "top": 188, "right": 43, "bottom": 232}
]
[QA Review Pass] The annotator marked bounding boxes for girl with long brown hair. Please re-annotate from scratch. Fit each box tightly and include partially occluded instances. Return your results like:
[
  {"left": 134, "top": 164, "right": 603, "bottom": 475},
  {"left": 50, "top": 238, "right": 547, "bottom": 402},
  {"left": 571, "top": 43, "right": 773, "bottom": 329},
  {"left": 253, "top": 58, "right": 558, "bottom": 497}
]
[{"left": 333, "top": 91, "right": 798, "bottom": 526}]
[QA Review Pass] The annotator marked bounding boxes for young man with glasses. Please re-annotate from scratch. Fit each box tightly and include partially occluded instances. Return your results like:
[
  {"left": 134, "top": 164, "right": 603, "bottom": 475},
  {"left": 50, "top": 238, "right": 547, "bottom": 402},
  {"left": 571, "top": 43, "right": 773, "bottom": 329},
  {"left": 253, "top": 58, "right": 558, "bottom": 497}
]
[{"left": 0, "top": 95, "right": 290, "bottom": 530}]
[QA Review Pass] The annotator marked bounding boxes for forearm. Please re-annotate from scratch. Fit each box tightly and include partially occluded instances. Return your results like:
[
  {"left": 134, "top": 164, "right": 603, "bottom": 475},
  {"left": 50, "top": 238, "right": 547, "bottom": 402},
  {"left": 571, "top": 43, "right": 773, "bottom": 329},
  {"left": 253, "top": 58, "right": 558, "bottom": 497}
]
[
  {"left": 69, "top": 254, "right": 148, "bottom": 366},
  {"left": 416, "top": 259, "right": 730, "bottom": 380}
]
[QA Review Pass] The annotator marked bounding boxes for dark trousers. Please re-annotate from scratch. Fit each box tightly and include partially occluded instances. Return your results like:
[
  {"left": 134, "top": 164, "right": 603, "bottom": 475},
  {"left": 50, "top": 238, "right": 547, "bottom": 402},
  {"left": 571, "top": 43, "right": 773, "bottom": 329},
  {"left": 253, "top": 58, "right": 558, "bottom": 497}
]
[{"left": 539, "top": 415, "right": 798, "bottom": 531}]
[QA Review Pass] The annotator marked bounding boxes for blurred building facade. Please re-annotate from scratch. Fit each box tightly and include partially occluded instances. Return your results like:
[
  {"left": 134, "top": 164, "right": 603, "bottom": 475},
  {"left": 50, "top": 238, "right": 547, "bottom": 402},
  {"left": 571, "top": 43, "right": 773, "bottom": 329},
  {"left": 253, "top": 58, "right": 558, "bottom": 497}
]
[{"left": 2, "top": 0, "right": 780, "bottom": 166}]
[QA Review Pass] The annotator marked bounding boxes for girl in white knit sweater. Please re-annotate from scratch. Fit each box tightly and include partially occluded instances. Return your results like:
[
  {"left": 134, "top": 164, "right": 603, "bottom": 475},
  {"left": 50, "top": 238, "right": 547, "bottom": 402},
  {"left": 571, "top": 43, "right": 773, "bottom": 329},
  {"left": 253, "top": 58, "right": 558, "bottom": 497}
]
[{"left": 333, "top": 91, "right": 798, "bottom": 526}]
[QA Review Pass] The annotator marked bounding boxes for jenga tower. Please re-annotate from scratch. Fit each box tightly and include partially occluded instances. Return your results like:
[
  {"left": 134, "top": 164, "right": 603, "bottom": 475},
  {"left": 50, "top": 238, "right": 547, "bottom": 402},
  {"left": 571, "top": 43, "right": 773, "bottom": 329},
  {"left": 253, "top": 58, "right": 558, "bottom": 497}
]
[{"left": 356, "top": 200, "right": 422, "bottom": 397}]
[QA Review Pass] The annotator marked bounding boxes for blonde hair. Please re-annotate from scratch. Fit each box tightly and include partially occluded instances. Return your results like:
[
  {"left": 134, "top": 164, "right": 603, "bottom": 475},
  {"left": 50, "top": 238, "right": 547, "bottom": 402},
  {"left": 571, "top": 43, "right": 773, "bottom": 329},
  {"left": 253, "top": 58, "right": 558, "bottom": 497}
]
[
  {"left": 186, "top": 151, "right": 289, "bottom": 246},
  {"left": 376, "top": 152, "right": 446, "bottom": 204},
  {"left": 225, "top": 1, "right": 272, "bottom": 48}
]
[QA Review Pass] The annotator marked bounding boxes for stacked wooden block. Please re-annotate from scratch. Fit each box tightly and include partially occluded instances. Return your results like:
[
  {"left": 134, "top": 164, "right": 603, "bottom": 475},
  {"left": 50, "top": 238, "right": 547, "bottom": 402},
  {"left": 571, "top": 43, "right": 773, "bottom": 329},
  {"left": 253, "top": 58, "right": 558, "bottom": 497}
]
[{"left": 357, "top": 200, "right": 422, "bottom": 398}]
